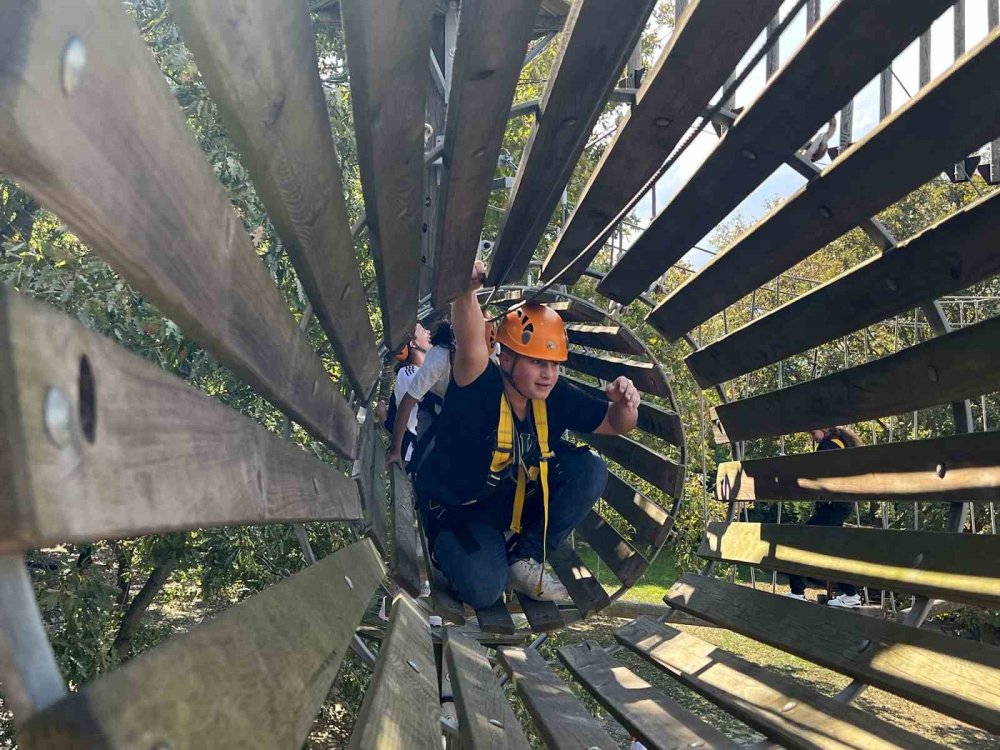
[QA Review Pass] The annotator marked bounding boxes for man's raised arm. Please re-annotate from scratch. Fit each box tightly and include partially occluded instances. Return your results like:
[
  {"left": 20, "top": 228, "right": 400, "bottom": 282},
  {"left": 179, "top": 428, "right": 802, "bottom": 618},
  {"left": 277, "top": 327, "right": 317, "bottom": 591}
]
[{"left": 451, "top": 260, "right": 489, "bottom": 386}]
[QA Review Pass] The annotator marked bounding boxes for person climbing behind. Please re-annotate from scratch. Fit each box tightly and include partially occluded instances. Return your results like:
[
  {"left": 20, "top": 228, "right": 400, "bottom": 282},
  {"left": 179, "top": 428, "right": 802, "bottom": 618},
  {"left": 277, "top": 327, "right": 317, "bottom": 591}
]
[
  {"left": 387, "top": 323, "right": 431, "bottom": 464},
  {"left": 414, "top": 260, "right": 639, "bottom": 607},
  {"left": 784, "top": 425, "right": 864, "bottom": 608}
]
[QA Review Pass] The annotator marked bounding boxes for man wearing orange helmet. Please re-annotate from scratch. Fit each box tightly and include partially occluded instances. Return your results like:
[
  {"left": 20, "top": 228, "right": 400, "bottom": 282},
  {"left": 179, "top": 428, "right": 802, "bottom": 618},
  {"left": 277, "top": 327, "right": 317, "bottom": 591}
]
[{"left": 415, "top": 261, "right": 639, "bottom": 607}]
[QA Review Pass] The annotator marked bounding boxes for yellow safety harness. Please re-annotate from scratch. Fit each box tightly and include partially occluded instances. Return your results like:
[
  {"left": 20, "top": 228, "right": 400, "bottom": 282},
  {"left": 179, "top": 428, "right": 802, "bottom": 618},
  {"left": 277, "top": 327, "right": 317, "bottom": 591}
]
[
  {"left": 815, "top": 436, "right": 845, "bottom": 451},
  {"left": 489, "top": 392, "right": 554, "bottom": 593}
]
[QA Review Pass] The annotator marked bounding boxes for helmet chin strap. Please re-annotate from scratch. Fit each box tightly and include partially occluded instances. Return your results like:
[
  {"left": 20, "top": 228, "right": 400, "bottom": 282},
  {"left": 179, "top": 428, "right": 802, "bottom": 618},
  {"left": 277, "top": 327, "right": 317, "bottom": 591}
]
[{"left": 500, "top": 352, "right": 533, "bottom": 403}]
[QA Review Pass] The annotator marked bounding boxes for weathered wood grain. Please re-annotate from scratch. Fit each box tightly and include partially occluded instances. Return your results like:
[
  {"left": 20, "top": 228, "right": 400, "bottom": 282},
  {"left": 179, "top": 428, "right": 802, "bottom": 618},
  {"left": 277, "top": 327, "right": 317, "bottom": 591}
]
[
  {"left": 170, "top": 0, "right": 380, "bottom": 395},
  {"left": 488, "top": 0, "right": 657, "bottom": 284},
  {"left": 0, "top": 289, "right": 361, "bottom": 554},
  {"left": 513, "top": 593, "right": 564, "bottom": 633},
  {"left": 0, "top": 0, "right": 358, "bottom": 454},
  {"left": 616, "top": 618, "right": 945, "bottom": 750},
  {"left": 541, "top": 0, "right": 781, "bottom": 285},
  {"left": 599, "top": 0, "right": 954, "bottom": 304},
  {"left": 576, "top": 511, "right": 648, "bottom": 587},
  {"left": 666, "top": 574, "right": 1000, "bottom": 733},
  {"left": 574, "top": 431, "right": 682, "bottom": 498},
  {"left": 713, "top": 315, "right": 1000, "bottom": 441},
  {"left": 352, "top": 411, "right": 388, "bottom": 555},
  {"left": 433, "top": 0, "right": 542, "bottom": 307},
  {"left": 566, "top": 352, "right": 670, "bottom": 398},
  {"left": 474, "top": 601, "right": 516, "bottom": 636},
  {"left": 390, "top": 465, "right": 421, "bottom": 598},
  {"left": 548, "top": 543, "right": 610, "bottom": 617},
  {"left": 444, "top": 630, "right": 532, "bottom": 750},
  {"left": 498, "top": 646, "right": 617, "bottom": 750},
  {"left": 21, "top": 541, "right": 385, "bottom": 750},
  {"left": 602, "top": 472, "right": 673, "bottom": 549},
  {"left": 348, "top": 595, "right": 441, "bottom": 750},
  {"left": 686, "top": 189, "right": 1000, "bottom": 387},
  {"left": 558, "top": 641, "right": 738, "bottom": 750},
  {"left": 562, "top": 374, "right": 683, "bottom": 447},
  {"left": 566, "top": 324, "right": 646, "bottom": 356},
  {"left": 715, "top": 431, "right": 1000, "bottom": 504},
  {"left": 340, "top": 0, "right": 432, "bottom": 349},
  {"left": 698, "top": 522, "right": 1000, "bottom": 607},
  {"left": 651, "top": 23, "right": 1000, "bottom": 340}
]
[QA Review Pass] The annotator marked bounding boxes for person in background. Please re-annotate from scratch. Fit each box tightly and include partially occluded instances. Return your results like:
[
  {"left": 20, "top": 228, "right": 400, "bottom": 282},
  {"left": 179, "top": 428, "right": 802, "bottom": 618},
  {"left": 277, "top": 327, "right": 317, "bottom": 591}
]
[
  {"left": 784, "top": 425, "right": 864, "bottom": 608},
  {"left": 387, "top": 323, "right": 431, "bottom": 464}
]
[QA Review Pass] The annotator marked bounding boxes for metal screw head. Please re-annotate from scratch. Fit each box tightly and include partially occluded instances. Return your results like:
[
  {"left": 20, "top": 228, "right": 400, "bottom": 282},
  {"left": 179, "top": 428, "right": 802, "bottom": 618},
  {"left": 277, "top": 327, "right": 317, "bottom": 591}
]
[
  {"left": 780, "top": 700, "right": 797, "bottom": 713},
  {"left": 927, "top": 365, "right": 938, "bottom": 382},
  {"left": 818, "top": 205, "right": 833, "bottom": 219},
  {"left": 312, "top": 476, "right": 320, "bottom": 494},
  {"left": 913, "top": 553, "right": 925, "bottom": 567},
  {"left": 936, "top": 463, "right": 946, "bottom": 478},
  {"left": 407, "top": 659, "right": 420, "bottom": 674},
  {"left": 44, "top": 387, "right": 74, "bottom": 448},
  {"left": 741, "top": 148, "right": 757, "bottom": 160},
  {"left": 857, "top": 638, "right": 872, "bottom": 652},
  {"left": 488, "top": 719, "right": 503, "bottom": 728},
  {"left": 653, "top": 116, "right": 672, "bottom": 128},
  {"left": 61, "top": 36, "right": 87, "bottom": 95},
  {"left": 886, "top": 279, "right": 898, "bottom": 292},
  {"left": 344, "top": 575, "right": 354, "bottom": 590}
]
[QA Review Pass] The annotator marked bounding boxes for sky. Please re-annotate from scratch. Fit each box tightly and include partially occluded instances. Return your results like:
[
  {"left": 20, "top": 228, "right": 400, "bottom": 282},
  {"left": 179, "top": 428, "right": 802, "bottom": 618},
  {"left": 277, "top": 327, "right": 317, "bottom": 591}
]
[{"left": 618, "top": 0, "right": 995, "bottom": 271}]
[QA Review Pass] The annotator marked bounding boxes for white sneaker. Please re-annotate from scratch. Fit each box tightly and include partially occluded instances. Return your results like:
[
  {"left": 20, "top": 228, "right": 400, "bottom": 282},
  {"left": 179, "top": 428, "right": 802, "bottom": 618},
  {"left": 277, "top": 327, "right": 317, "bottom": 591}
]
[
  {"left": 827, "top": 593, "right": 862, "bottom": 608},
  {"left": 508, "top": 558, "right": 569, "bottom": 601},
  {"left": 783, "top": 592, "right": 807, "bottom": 601}
]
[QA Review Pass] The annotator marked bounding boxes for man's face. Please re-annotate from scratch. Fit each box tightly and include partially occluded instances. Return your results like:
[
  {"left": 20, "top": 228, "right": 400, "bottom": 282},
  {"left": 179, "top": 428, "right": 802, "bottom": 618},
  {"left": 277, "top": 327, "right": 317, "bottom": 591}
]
[
  {"left": 809, "top": 429, "right": 826, "bottom": 443},
  {"left": 413, "top": 323, "right": 431, "bottom": 352},
  {"left": 501, "top": 350, "right": 560, "bottom": 400}
]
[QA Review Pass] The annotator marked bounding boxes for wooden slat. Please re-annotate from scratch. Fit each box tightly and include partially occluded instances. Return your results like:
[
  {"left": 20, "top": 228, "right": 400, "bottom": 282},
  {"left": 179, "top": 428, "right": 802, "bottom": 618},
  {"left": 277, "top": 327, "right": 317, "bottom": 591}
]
[
  {"left": 714, "top": 315, "right": 1000, "bottom": 442},
  {"left": 21, "top": 541, "right": 385, "bottom": 749},
  {"left": 686, "top": 189, "right": 1000, "bottom": 387},
  {"left": 699, "top": 522, "right": 1000, "bottom": 608},
  {"left": 498, "top": 646, "right": 617, "bottom": 750},
  {"left": 540, "top": 0, "right": 781, "bottom": 285},
  {"left": 353, "top": 411, "right": 388, "bottom": 555},
  {"left": 340, "top": 0, "right": 431, "bottom": 349},
  {"left": 444, "top": 630, "right": 532, "bottom": 750},
  {"left": 566, "top": 352, "right": 669, "bottom": 398},
  {"left": 566, "top": 324, "right": 646, "bottom": 356},
  {"left": 433, "top": 0, "right": 542, "bottom": 307},
  {"left": 348, "top": 595, "right": 441, "bottom": 750},
  {"left": 651, "top": 23, "right": 1000, "bottom": 340},
  {"left": 488, "top": 0, "right": 657, "bottom": 284},
  {"left": 602, "top": 473, "right": 673, "bottom": 549},
  {"left": 562, "top": 374, "right": 683, "bottom": 447},
  {"left": 513, "top": 593, "right": 564, "bottom": 633},
  {"left": 576, "top": 511, "right": 648, "bottom": 587},
  {"left": 616, "top": 617, "right": 946, "bottom": 750},
  {"left": 574, "top": 432, "right": 682, "bottom": 498},
  {"left": 666, "top": 573, "right": 1000, "bottom": 733},
  {"left": 0, "top": 289, "right": 362, "bottom": 554},
  {"left": 716, "top": 431, "right": 1000, "bottom": 504},
  {"left": 474, "top": 601, "right": 516, "bottom": 636},
  {"left": 598, "top": 0, "right": 954, "bottom": 304},
  {"left": 558, "top": 641, "right": 739, "bottom": 750},
  {"left": 170, "top": 0, "right": 380, "bottom": 395},
  {"left": 548, "top": 543, "right": 611, "bottom": 617},
  {"left": 390, "top": 466, "right": 421, "bottom": 598},
  {"left": 0, "top": 0, "right": 358, "bottom": 454}
]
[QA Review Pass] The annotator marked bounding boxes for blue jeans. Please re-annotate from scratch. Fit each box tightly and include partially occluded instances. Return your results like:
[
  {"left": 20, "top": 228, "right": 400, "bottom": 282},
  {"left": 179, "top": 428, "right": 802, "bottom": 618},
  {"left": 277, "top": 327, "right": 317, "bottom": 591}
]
[
  {"left": 429, "top": 448, "right": 608, "bottom": 609},
  {"left": 787, "top": 502, "right": 857, "bottom": 597}
]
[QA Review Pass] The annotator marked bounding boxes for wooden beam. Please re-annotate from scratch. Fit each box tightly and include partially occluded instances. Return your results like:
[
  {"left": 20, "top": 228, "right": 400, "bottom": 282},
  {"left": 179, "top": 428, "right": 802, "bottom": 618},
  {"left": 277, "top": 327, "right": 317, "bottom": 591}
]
[
  {"left": 0, "top": 0, "right": 358, "bottom": 454},
  {"left": 558, "top": 641, "right": 739, "bottom": 750},
  {"left": 352, "top": 411, "right": 388, "bottom": 555},
  {"left": 665, "top": 574, "right": 1000, "bottom": 733},
  {"left": 714, "top": 315, "right": 1000, "bottom": 442},
  {"left": 602, "top": 472, "right": 673, "bottom": 549},
  {"left": 567, "top": 324, "right": 646, "bottom": 356},
  {"left": 576, "top": 510, "right": 648, "bottom": 587},
  {"left": 598, "top": 0, "right": 954, "bottom": 304},
  {"left": 650, "top": 23, "right": 1000, "bottom": 340},
  {"left": 686, "top": 189, "right": 1000, "bottom": 387},
  {"left": 21, "top": 541, "right": 385, "bottom": 749},
  {"left": 716, "top": 431, "right": 1000, "bottom": 504},
  {"left": 562, "top": 374, "right": 683, "bottom": 447},
  {"left": 390, "top": 466, "right": 421, "bottom": 598},
  {"left": 433, "top": 0, "right": 542, "bottom": 307},
  {"left": 444, "top": 630, "right": 532, "bottom": 750},
  {"left": 340, "top": 0, "right": 432, "bottom": 349},
  {"left": 548, "top": 543, "right": 611, "bottom": 617},
  {"left": 540, "top": 0, "right": 781, "bottom": 285},
  {"left": 573, "top": 432, "right": 682, "bottom": 498},
  {"left": 498, "top": 646, "right": 617, "bottom": 750},
  {"left": 473, "top": 601, "right": 516, "bottom": 636},
  {"left": 698, "top": 522, "right": 1000, "bottom": 608},
  {"left": 170, "top": 0, "right": 380, "bottom": 395},
  {"left": 566, "top": 352, "right": 670, "bottom": 398},
  {"left": 487, "top": 0, "right": 657, "bottom": 285},
  {"left": 513, "top": 593, "right": 564, "bottom": 633},
  {"left": 616, "top": 617, "right": 945, "bottom": 750},
  {"left": 0, "top": 290, "right": 362, "bottom": 554}
]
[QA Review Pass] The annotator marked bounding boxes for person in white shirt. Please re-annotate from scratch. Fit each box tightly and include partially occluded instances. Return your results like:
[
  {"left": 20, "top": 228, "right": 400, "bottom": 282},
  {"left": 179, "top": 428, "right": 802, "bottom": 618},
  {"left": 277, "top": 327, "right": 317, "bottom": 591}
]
[{"left": 389, "top": 323, "right": 430, "bottom": 462}]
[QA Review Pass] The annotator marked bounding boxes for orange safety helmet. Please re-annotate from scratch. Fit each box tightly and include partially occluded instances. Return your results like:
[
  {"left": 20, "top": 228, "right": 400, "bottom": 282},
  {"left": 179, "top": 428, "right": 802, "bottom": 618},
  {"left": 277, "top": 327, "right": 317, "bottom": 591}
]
[
  {"left": 495, "top": 303, "right": 568, "bottom": 362},
  {"left": 484, "top": 320, "right": 497, "bottom": 352}
]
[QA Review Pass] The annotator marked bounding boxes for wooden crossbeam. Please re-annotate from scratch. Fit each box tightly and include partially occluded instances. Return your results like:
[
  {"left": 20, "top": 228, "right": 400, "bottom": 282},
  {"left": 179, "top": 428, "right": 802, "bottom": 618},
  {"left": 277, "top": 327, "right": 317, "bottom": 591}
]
[
  {"left": 666, "top": 574, "right": 1000, "bottom": 733},
  {"left": 548, "top": 543, "right": 611, "bottom": 617},
  {"left": 487, "top": 0, "right": 656, "bottom": 285},
  {"left": 562, "top": 374, "right": 683, "bottom": 447},
  {"left": 651, "top": 23, "right": 1000, "bottom": 340},
  {"left": 390, "top": 466, "right": 421, "bottom": 598},
  {"left": 498, "top": 646, "right": 617, "bottom": 750},
  {"left": 352, "top": 411, "right": 389, "bottom": 555},
  {"left": 170, "top": 0, "right": 380, "bottom": 395},
  {"left": 513, "top": 593, "right": 564, "bottom": 633},
  {"left": 616, "top": 617, "right": 946, "bottom": 750},
  {"left": 340, "top": 0, "right": 432, "bottom": 350},
  {"left": 21, "top": 541, "right": 385, "bottom": 749},
  {"left": 573, "top": 432, "right": 682, "bottom": 498},
  {"left": 715, "top": 431, "right": 1000, "bottom": 504},
  {"left": 686, "top": 189, "right": 1000, "bottom": 387},
  {"left": 566, "top": 352, "right": 669, "bottom": 397},
  {"left": 602, "top": 473, "right": 673, "bottom": 549},
  {"left": 698, "top": 522, "right": 1000, "bottom": 607},
  {"left": 540, "top": 0, "right": 781, "bottom": 285},
  {"left": 713, "top": 315, "right": 1000, "bottom": 442},
  {"left": 576, "top": 510, "right": 648, "bottom": 587},
  {"left": 433, "top": 0, "right": 542, "bottom": 307},
  {"left": 566, "top": 324, "right": 646, "bottom": 356},
  {"left": 558, "top": 641, "right": 739, "bottom": 750},
  {"left": 0, "top": 289, "right": 362, "bottom": 554},
  {"left": 598, "top": 0, "right": 954, "bottom": 304},
  {"left": 0, "top": 0, "right": 357, "bottom": 454}
]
